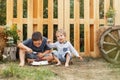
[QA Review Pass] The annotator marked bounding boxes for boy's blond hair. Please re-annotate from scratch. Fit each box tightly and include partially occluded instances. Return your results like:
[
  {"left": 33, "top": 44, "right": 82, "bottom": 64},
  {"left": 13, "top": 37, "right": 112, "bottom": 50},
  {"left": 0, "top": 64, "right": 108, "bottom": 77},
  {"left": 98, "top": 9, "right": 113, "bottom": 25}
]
[{"left": 56, "top": 29, "right": 66, "bottom": 36}]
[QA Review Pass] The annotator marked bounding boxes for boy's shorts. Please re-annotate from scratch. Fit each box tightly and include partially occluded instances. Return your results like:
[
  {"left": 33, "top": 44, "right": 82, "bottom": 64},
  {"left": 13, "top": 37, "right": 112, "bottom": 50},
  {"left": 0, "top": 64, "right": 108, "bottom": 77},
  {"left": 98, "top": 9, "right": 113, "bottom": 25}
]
[
  {"left": 26, "top": 53, "right": 38, "bottom": 59},
  {"left": 26, "top": 52, "right": 51, "bottom": 60},
  {"left": 52, "top": 50, "right": 72, "bottom": 62}
]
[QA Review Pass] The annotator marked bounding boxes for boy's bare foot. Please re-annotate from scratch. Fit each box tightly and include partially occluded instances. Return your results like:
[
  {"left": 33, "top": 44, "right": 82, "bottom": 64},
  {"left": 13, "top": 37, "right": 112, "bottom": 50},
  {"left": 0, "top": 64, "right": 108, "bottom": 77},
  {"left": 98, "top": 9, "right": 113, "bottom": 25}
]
[
  {"left": 27, "top": 59, "right": 35, "bottom": 63},
  {"left": 56, "top": 62, "right": 61, "bottom": 66},
  {"left": 19, "top": 63, "right": 24, "bottom": 67},
  {"left": 65, "top": 63, "right": 69, "bottom": 67}
]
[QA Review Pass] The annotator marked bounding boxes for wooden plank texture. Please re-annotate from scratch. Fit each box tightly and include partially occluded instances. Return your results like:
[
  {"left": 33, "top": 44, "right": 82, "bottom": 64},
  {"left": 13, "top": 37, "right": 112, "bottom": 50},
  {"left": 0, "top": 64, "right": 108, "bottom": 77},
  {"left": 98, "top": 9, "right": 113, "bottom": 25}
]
[
  {"left": 64, "top": 0, "right": 70, "bottom": 41},
  {"left": 84, "top": 0, "right": 90, "bottom": 56},
  {"left": 37, "top": 0, "right": 43, "bottom": 33},
  {"left": 48, "top": 0, "right": 53, "bottom": 40},
  {"left": 27, "top": 0, "right": 33, "bottom": 38},
  {"left": 7, "top": 0, "right": 13, "bottom": 26},
  {"left": 114, "top": 0, "right": 120, "bottom": 25},
  {"left": 17, "top": 0, "right": 23, "bottom": 41},
  {"left": 93, "top": 0, "right": 100, "bottom": 57},
  {"left": 74, "top": 0, "right": 80, "bottom": 52},
  {"left": 58, "top": 0, "right": 64, "bottom": 29},
  {"left": 5, "top": 0, "right": 119, "bottom": 57}
]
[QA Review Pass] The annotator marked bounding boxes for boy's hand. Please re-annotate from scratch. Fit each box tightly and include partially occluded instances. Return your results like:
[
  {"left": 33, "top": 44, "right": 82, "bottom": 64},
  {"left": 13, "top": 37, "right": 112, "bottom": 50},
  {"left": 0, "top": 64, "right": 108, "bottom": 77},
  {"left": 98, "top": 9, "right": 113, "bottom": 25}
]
[
  {"left": 47, "top": 39, "right": 51, "bottom": 44},
  {"left": 26, "top": 48, "right": 33, "bottom": 53},
  {"left": 37, "top": 53, "right": 44, "bottom": 58},
  {"left": 78, "top": 56, "right": 83, "bottom": 61}
]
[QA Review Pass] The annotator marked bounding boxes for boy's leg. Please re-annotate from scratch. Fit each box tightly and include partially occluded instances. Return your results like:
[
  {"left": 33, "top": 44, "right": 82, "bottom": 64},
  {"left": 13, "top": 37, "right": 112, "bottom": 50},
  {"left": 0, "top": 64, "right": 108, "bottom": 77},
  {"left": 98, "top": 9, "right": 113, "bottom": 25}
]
[
  {"left": 50, "top": 50, "right": 61, "bottom": 65},
  {"left": 65, "top": 53, "right": 71, "bottom": 67},
  {"left": 40, "top": 53, "right": 54, "bottom": 61},
  {"left": 53, "top": 55, "right": 61, "bottom": 65},
  {"left": 27, "top": 58, "right": 35, "bottom": 63},
  {"left": 19, "top": 49, "right": 26, "bottom": 66}
]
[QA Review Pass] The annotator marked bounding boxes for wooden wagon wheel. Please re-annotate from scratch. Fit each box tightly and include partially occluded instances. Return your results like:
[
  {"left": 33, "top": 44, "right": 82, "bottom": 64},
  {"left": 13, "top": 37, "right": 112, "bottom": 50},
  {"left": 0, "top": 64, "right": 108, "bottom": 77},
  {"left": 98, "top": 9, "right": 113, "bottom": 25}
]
[{"left": 99, "top": 25, "right": 120, "bottom": 64}]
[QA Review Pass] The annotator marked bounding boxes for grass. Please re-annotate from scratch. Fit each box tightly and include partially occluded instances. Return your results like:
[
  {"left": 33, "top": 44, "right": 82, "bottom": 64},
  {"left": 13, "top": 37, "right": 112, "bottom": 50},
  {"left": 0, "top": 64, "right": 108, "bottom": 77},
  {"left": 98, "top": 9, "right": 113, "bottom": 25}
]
[{"left": 0, "top": 62, "right": 56, "bottom": 80}]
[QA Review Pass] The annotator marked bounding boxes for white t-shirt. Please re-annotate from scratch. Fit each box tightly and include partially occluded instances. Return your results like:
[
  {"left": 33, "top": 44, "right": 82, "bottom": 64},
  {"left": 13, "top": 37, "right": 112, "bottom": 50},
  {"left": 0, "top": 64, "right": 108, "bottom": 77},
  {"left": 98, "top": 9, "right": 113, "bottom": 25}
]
[{"left": 48, "top": 41, "right": 79, "bottom": 57}]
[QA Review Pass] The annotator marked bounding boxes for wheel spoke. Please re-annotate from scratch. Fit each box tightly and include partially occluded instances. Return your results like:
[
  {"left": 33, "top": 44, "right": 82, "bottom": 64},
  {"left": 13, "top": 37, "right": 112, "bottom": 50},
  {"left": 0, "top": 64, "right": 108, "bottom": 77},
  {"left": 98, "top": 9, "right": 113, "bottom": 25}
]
[
  {"left": 118, "top": 30, "right": 120, "bottom": 39},
  {"left": 99, "top": 27, "right": 120, "bottom": 64},
  {"left": 114, "top": 50, "right": 120, "bottom": 61},
  {"left": 108, "top": 33, "right": 118, "bottom": 43},
  {"left": 106, "top": 47, "right": 117, "bottom": 54},
  {"left": 101, "top": 49, "right": 106, "bottom": 54},
  {"left": 103, "top": 41, "right": 116, "bottom": 46}
]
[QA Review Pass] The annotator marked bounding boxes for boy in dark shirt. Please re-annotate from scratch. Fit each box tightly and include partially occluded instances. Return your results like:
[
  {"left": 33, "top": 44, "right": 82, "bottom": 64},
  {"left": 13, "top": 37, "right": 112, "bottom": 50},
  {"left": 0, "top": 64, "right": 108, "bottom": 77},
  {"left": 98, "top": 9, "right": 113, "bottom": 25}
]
[{"left": 18, "top": 31, "right": 53, "bottom": 66}]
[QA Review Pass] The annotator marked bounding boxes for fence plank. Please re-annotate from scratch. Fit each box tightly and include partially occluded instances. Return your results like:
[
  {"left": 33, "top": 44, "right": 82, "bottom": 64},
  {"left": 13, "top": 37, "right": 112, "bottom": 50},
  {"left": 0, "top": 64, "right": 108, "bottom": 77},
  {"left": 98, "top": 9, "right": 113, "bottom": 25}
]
[
  {"left": 93, "top": 0, "right": 100, "bottom": 57},
  {"left": 84, "top": 0, "right": 90, "bottom": 56},
  {"left": 33, "top": 0, "right": 37, "bottom": 32},
  {"left": 27, "top": 0, "right": 33, "bottom": 38},
  {"left": 114, "top": 0, "right": 120, "bottom": 25},
  {"left": 58, "top": 0, "right": 64, "bottom": 29},
  {"left": 90, "top": 0, "right": 94, "bottom": 18},
  {"left": 37, "top": 0, "right": 43, "bottom": 33},
  {"left": 33, "top": 0, "right": 37, "bottom": 18},
  {"left": 7, "top": 0, "right": 13, "bottom": 26},
  {"left": 90, "top": 0, "right": 94, "bottom": 52},
  {"left": 48, "top": 0, "right": 53, "bottom": 40},
  {"left": 17, "top": 0, "right": 23, "bottom": 41},
  {"left": 64, "top": 0, "right": 70, "bottom": 41},
  {"left": 74, "top": 0, "right": 80, "bottom": 52}
]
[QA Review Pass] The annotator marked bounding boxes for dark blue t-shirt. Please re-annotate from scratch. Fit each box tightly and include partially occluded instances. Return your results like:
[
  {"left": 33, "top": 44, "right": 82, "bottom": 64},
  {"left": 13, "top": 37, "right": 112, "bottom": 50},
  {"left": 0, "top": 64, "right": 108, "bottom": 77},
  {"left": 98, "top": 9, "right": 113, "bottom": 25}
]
[{"left": 23, "top": 37, "right": 51, "bottom": 52}]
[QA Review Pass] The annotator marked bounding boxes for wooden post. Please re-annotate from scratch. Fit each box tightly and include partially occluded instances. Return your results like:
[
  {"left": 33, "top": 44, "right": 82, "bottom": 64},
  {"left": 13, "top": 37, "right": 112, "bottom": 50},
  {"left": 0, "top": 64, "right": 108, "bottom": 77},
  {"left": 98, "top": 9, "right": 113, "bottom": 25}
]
[
  {"left": 58, "top": 0, "right": 64, "bottom": 29},
  {"left": 93, "top": 0, "right": 101, "bottom": 57},
  {"left": 90, "top": 0, "right": 94, "bottom": 53},
  {"left": 114, "top": 0, "right": 120, "bottom": 25},
  {"left": 74, "top": 0, "right": 80, "bottom": 52},
  {"left": 17, "top": 0, "right": 23, "bottom": 41},
  {"left": 64, "top": 0, "right": 70, "bottom": 41},
  {"left": 37, "top": 0, "right": 43, "bottom": 33},
  {"left": 48, "top": 0, "right": 53, "bottom": 40},
  {"left": 27, "top": 0, "right": 33, "bottom": 38},
  {"left": 6, "top": 0, "right": 13, "bottom": 26},
  {"left": 84, "top": 0, "right": 90, "bottom": 56}
]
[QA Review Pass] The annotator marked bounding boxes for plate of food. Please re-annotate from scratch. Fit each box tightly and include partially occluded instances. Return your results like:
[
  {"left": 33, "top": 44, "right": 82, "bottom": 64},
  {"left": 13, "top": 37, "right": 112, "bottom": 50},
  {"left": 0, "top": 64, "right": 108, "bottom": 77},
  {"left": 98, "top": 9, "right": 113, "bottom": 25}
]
[{"left": 31, "top": 60, "right": 49, "bottom": 66}]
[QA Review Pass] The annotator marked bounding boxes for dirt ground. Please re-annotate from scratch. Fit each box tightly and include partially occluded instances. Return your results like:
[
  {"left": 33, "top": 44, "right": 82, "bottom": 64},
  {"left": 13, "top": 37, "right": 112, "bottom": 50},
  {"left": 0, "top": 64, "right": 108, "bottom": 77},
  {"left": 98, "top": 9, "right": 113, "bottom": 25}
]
[
  {"left": 46, "top": 57, "right": 120, "bottom": 80},
  {"left": 0, "top": 57, "right": 120, "bottom": 80}
]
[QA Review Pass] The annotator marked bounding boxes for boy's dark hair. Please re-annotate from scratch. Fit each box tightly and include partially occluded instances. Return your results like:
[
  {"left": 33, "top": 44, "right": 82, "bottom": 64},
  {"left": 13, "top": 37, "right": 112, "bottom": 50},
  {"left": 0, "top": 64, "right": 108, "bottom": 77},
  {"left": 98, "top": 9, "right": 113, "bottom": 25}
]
[{"left": 32, "top": 32, "right": 42, "bottom": 41}]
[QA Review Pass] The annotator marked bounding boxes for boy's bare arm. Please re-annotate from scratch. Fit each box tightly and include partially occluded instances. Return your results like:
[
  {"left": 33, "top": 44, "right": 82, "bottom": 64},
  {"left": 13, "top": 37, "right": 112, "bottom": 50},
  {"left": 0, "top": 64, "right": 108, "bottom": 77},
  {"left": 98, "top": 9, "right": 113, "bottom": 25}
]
[
  {"left": 38, "top": 50, "right": 51, "bottom": 58},
  {"left": 78, "top": 56, "right": 83, "bottom": 61},
  {"left": 18, "top": 43, "right": 33, "bottom": 52},
  {"left": 47, "top": 39, "right": 52, "bottom": 44}
]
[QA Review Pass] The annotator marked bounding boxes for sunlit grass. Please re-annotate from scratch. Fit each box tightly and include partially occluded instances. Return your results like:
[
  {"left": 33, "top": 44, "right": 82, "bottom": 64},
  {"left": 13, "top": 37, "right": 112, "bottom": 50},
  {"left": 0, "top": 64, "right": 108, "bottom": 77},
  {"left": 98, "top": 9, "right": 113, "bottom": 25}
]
[{"left": 0, "top": 62, "right": 56, "bottom": 80}]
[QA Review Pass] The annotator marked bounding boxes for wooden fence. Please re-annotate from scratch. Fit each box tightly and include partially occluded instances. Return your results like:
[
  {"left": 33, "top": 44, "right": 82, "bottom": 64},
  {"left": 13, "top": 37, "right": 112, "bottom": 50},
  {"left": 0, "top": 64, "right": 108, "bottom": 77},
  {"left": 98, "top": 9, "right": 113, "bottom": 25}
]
[{"left": 5, "top": 0, "right": 120, "bottom": 57}]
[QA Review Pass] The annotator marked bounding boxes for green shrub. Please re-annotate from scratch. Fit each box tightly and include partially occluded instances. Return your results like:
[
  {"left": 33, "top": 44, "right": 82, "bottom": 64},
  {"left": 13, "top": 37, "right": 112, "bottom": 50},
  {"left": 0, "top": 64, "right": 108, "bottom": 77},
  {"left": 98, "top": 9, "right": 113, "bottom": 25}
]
[
  {"left": 106, "top": 7, "right": 115, "bottom": 18},
  {"left": 4, "top": 24, "right": 20, "bottom": 45}
]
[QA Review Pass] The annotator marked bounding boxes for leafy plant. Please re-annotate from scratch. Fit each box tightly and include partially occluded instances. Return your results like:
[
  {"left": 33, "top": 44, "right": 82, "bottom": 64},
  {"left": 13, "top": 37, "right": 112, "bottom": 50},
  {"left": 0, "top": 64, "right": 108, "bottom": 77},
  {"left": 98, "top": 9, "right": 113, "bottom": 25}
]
[
  {"left": 4, "top": 24, "right": 21, "bottom": 45},
  {"left": 106, "top": 7, "right": 115, "bottom": 18}
]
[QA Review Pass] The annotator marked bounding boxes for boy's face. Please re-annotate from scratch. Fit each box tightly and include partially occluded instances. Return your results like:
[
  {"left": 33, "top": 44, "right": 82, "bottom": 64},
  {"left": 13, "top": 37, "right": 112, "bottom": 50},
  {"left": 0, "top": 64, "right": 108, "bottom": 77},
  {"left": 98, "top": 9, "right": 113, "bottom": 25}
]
[
  {"left": 56, "top": 32, "right": 66, "bottom": 43},
  {"left": 33, "top": 40, "right": 42, "bottom": 47}
]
